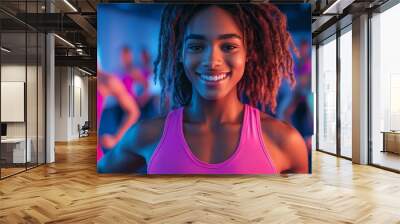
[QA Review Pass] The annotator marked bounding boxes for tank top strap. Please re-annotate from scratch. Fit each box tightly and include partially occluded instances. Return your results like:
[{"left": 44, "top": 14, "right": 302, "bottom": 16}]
[
  {"left": 242, "top": 104, "right": 260, "bottom": 140},
  {"left": 147, "top": 107, "right": 183, "bottom": 170},
  {"left": 246, "top": 105, "right": 278, "bottom": 174}
]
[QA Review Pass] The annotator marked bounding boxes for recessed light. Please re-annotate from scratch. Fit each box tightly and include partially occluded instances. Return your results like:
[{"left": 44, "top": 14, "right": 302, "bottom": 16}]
[
  {"left": 54, "top": 34, "right": 75, "bottom": 48},
  {"left": 63, "top": 0, "right": 78, "bottom": 12},
  {"left": 1, "top": 47, "right": 11, "bottom": 53},
  {"left": 78, "top": 67, "right": 93, "bottom": 76}
]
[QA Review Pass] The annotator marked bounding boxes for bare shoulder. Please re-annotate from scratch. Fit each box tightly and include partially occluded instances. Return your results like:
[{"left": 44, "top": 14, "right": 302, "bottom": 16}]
[
  {"left": 259, "top": 112, "right": 308, "bottom": 173},
  {"left": 260, "top": 113, "right": 293, "bottom": 144}
]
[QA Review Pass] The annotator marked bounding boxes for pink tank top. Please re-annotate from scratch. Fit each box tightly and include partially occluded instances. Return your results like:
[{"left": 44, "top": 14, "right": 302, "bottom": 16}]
[
  {"left": 148, "top": 104, "right": 278, "bottom": 174},
  {"left": 97, "top": 92, "right": 104, "bottom": 161}
]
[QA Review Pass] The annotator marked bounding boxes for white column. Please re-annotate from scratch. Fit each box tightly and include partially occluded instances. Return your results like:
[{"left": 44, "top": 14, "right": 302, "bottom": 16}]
[
  {"left": 46, "top": 1, "right": 55, "bottom": 163},
  {"left": 46, "top": 33, "right": 55, "bottom": 163},
  {"left": 352, "top": 14, "right": 369, "bottom": 164}
]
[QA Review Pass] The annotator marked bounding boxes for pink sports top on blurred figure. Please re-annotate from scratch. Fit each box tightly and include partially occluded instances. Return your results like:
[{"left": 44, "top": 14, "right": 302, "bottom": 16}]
[{"left": 147, "top": 104, "right": 278, "bottom": 174}]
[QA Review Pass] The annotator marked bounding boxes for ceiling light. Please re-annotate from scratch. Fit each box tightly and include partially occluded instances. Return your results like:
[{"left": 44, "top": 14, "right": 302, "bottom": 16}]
[
  {"left": 1, "top": 47, "right": 11, "bottom": 53},
  {"left": 322, "top": 0, "right": 343, "bottom": 15},
  {"left": 63, "top": 0, "right": 78, "bottom": 12},
  {"left": 54, "top": 34, "right": 75, "bottom": 48},
  {"left": 78, "top": 67, "right": 93, "bottom": 76},
  {"left": 322, "top": 0, "right": 355, "bottom": 15}
]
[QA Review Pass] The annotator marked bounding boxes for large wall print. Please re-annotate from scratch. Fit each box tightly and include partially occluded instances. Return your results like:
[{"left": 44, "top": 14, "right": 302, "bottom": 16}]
[{"left": 97, "top": 3, "right": 312, "bottom": 174}]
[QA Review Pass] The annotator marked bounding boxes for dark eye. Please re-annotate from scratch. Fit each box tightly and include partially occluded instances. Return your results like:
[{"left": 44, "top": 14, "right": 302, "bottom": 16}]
[
  {"left": 187, "top": 44, "right": 204, "bottom": 52},
  {"left": 221, "top": 44, "right": 238, "bottom": 52}
]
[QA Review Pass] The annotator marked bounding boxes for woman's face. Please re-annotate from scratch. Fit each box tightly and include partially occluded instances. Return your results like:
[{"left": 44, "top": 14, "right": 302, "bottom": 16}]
[
  {"left": 182, "top": 6, "right": 246, "bottom": 101},
  {"left": 121, "top": 48, "right": 133, "bottom": 69}
]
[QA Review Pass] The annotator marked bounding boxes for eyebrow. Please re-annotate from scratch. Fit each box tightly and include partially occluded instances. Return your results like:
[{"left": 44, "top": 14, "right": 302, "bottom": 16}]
[{"left": 184, "top": 33, "right": 242, "bottom": 42}]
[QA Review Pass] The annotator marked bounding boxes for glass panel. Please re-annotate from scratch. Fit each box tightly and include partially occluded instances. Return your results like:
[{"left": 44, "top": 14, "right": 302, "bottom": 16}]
[
  {"left": 371, "top": 3, "right": 400, "bottom": 171},
  {"left": 27, "top": 0, "right": 39, "bottom": 169},
  {"left": 27, "top": 31, "right": 38, "bottom": 169},
  {"left": 317, "top": 36, "right": 337, "bottom": 154},
  {"left": 312, "top": 45, "right": 317, "bottom": 151},
  {"left": 38, "top": 32, "right": 45, "bottom": 165},
  {"left": 339, "top": 29, "right": 352, "bottom": 158},
  {"left": 0, "top": 1, "right": 46, "bottom": 178},
  {"left": 1, "top": 29, "right": 27, "bottom": 177}
]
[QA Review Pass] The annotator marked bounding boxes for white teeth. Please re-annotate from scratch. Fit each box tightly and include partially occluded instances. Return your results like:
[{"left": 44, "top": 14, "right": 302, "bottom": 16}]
[{"left": 200, "top": 73, "right": 228, "bottom": 82}]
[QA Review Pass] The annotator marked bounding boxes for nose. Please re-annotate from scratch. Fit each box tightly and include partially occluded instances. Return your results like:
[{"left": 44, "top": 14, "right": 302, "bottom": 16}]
[{"left": 201, "top": 46, "right": 222, "bottom": 69}]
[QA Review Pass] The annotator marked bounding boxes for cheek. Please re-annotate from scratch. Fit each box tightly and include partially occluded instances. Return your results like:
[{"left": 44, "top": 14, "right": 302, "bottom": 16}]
[
  {"left": 182, "top": 55, "right": 199, "bottom": 84},
  {"left": 182, "top": 54, "right": 201, "bottom": 72},
  {"left": 228, "top": 54, "right": 246, "bottom": 75}
]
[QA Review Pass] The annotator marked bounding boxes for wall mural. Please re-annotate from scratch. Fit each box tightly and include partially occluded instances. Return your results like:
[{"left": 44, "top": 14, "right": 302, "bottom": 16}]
[{"left": 97, "top": 3, "right": 312, "bottom": 174}]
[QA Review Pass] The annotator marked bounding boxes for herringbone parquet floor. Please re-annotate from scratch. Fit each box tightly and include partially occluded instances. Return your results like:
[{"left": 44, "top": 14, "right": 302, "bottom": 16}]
[{"left": 1, "top": 135, "right": 400, "bottom": 224}]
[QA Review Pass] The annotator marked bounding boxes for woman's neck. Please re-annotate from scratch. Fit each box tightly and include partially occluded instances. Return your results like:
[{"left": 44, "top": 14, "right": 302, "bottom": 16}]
[{"left": 185, "top": 89, "right": 244, "bottom": 125}]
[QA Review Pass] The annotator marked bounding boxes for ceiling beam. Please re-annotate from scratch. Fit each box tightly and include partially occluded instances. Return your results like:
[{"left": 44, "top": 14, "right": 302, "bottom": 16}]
[
  {"left": 55, "top": 55, "right": 96, "bottom": 71},
  {"left": 67, "top": 13, "right": 97, "bottom": 46}
]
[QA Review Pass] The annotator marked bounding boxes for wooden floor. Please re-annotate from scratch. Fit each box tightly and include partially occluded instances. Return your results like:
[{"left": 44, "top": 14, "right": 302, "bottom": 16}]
[
  {"left": 1, "top": 167, "right": 26, "bottom": 178},
  {"left": 372, "top": 150, "right": 400, "bottom": 171},
  {"left": 1, "top": 135, "right": 400, "bottom": 223},
  {"left": 1, "top": 163, "right": 45, "bottom": 178}
]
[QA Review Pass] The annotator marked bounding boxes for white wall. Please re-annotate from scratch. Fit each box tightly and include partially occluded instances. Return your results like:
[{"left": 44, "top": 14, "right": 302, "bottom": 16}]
[
  {"left": 1, "top": 64, "right": 45, "bottom": 163},
  {"left": 1, "top": 65, "right": 26, "bottom": 142},
  {"left": 1, "top": 65, "right": 37, "bottom": 138},
  {"left": 70, "top": 72, "right": 89, "bottom": 139},
  {"left": 1, "top": 65, "right": 26, "bottom": 81},
  {"left": 55, "top": 67, "right": 89, "bottom": 141},
  {"left": 55, "top": 66, "right": 69, "bottom": 141}
]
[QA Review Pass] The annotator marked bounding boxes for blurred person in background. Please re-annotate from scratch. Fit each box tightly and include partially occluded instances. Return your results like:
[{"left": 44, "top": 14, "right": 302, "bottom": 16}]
[
  {"left": 97, "top": 69, "right": 140, "bottom": 150},
  {"left": 137, "top": 48, "right": 161, "bottom": 119},
  {"left": 282, "top": 39, "right": 313, "bottom": 172}
]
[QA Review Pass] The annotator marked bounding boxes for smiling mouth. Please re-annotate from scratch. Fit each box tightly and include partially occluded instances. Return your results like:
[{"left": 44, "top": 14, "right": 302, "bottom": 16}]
[{"left": 196, "top": 72, "right": 231, "bottom": 82}]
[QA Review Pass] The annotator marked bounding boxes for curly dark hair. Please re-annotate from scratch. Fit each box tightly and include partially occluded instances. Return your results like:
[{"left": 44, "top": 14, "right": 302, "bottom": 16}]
[{"left": 154, "top": 3, "right": 297, "bottom": 113}]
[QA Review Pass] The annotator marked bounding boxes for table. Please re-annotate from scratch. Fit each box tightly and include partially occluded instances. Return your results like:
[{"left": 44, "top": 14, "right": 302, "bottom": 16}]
[
  {"left": 1, "top": 138, "right": 31, "bottom": 163},
  {"left": 381, "top": 131, "right": 400, "bottom": 154}
]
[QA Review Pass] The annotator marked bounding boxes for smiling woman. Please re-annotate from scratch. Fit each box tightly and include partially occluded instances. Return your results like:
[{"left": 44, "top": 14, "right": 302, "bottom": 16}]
[
  {"left": 182, "top": 7, "right": 246, "bottom": 103},
  {"left": 97, "top": 3, "right": 309, "bottom": 174}
]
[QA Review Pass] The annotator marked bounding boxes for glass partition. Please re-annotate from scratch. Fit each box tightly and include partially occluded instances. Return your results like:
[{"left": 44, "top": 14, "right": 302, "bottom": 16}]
[
  {"left": 27, "top": 31, "right": 38, "bottom": 169},
  {"left": 317, "top": 35, "right": 337, "bottom": 154},
  {"left": 339, "top": 28, "right": 352, "bottom": 158},
  {"left": 312, "top": 45, "right": 316, "bottom": 151},
  {"left": 0, "top": 1, "right": 46, "bottom": 179},
  {"left": 38, "top": 32, "right": 45, "bottom": 165},
  {"left": 371, "top": 3, "right": 400, "bottom": 171},
  {"left": 1, "top": 30, "right": 28, "bottom": 177}
]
